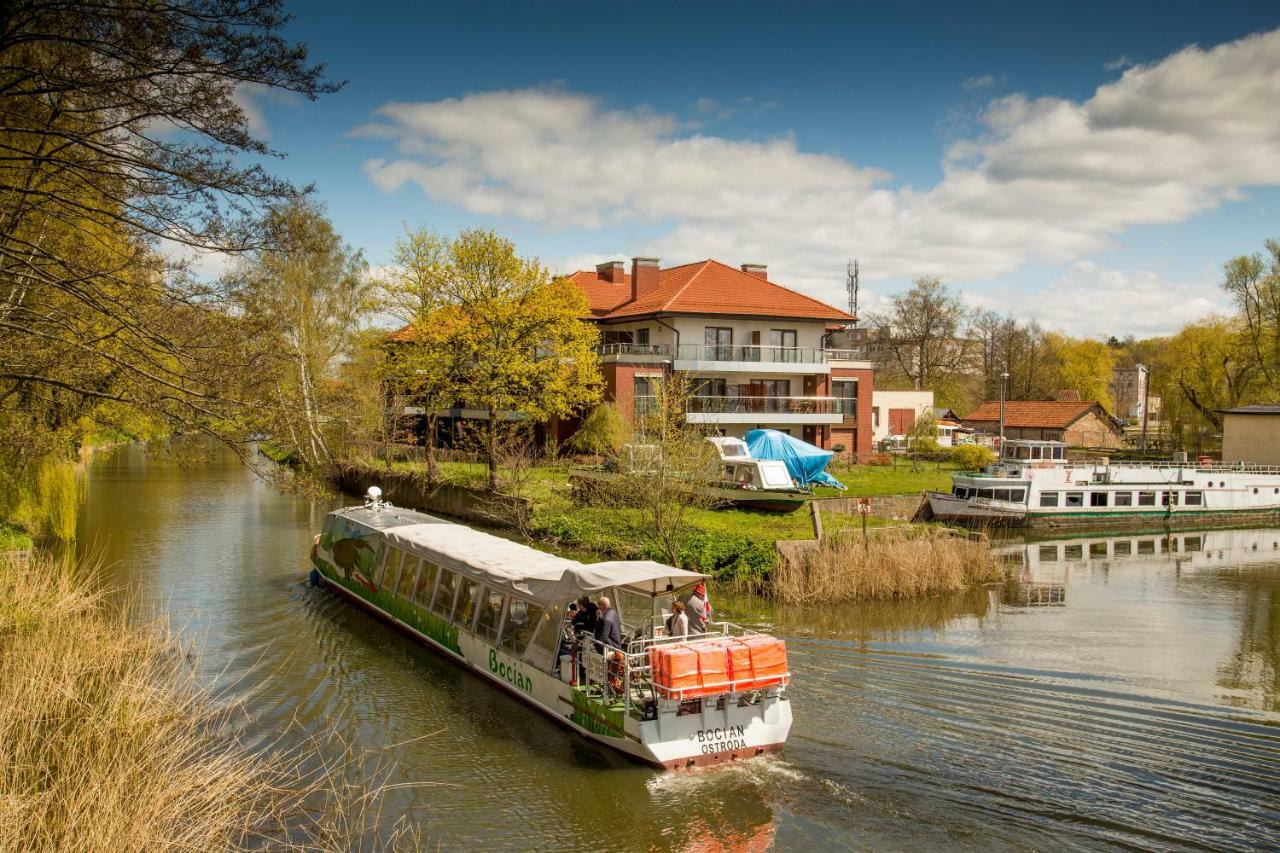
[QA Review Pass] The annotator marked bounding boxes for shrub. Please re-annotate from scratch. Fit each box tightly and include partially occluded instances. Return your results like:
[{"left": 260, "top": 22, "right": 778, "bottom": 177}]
[
  {"left": 831, "top": 442, "right": 846, "bottom": 454},
  {"left": 951, "top": 444, "right": 995, "bottom": 470},
  {"left": 911, "top": 436, "right": 942, "bottom": 453},
  {"left": 567, "top": 403, "right": 629, "bottom": 456},
  {"left": 866, "top": 452, "right": 893, "bottom": 466}
]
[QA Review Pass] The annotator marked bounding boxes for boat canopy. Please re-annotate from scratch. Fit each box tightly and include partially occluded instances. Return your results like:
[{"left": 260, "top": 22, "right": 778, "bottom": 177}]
[
  {"left": 370, "top": 515, "right": 706, "bottom": 605},
  {"left": 745, "top": 428, "right": 846, "bottom": 489}
]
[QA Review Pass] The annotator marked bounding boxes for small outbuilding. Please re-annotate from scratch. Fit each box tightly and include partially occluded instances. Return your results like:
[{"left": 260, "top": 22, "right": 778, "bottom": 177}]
[
  {"left": 1219, "top": 405, "right": 1280, "bottom": 465},
  {"left": 961, "top": 400, "right": 1124, "bottom": 449}
]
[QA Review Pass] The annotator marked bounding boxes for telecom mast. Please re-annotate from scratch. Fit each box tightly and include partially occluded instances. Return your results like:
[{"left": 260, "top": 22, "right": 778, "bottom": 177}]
[{"left": 846, "top": 258, "right": 860, "bottom": 327}]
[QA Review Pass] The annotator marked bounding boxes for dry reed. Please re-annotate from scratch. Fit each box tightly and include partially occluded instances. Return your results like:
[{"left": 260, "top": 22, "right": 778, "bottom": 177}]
[
  {"left": 0, "top": 552, "right": 422, "bottom": 851},
  {"left": 771, "top": 528, "right": 1004, "bottom": 604}
]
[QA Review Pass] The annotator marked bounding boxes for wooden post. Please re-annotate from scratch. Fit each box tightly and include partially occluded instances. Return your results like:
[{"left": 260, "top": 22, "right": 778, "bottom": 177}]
[{"left": 809, "top": 500, "right": 823, "bottom": 540}]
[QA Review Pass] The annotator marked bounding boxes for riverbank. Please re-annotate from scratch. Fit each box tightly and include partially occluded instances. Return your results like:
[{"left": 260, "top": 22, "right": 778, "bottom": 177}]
[{"left": 0, "top": 550, "right": 418, "bottom": 849}]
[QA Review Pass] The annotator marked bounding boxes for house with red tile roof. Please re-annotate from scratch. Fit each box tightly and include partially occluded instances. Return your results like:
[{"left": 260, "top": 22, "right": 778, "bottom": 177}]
[
  {"left": 961, "top": 400, "right": 1124, "bottom": 449},
  {"left": 568, "top": 257, "right": 876, "bottom": 462}
]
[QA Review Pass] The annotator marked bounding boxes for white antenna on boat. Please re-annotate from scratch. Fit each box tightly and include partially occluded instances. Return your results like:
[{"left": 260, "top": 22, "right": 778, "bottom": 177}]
[{"left": 365, "top": 486, "right": 384, "bottom": 509}]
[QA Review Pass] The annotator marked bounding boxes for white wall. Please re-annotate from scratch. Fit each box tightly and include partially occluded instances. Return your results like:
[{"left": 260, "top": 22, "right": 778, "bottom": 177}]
[{"left": 870, "top": 390, "right": 935, "bottom": 442}]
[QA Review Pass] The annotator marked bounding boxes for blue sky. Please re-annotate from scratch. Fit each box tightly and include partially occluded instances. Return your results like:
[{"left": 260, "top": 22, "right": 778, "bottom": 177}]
[{"left": 232, "top": 1, "right": 1280, "bottom": 337}]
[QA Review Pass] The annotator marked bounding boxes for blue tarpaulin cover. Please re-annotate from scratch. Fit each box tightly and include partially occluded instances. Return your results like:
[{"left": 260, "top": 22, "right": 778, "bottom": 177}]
[{"left": 743, "top": 429, "right": 846, "bottom": 490}]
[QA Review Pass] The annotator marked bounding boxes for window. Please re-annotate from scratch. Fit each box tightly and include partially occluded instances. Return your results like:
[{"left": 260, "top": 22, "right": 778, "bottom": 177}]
[
  {"left": 1064, "top": 544, "right": 1083, "bottom": 560},
  {"left": 475, "top": 588, "right": 506, "bottom": 642},
  {"left": 1184, "top": 491, "right": 1203, "bottom": 506},
  {"left": 413, "top": 561, "right": 438, "bottom": 606},
  {"left": 833, "top": 381, "right": 858, "bottom": 414},
  {"left": 635, "top": 328, "right": 650, "bottom": 346},
  {"left": 1040, "top": 492, "right": 1059, "bottom": 507},
  {"left": 1090, "top": 543, "right": 1108, "bottom": 558},
  {"left": 1010, "top": 489, "right": 1026, "bottom": 503},
  {"left": 1016, "top": 445, "right": 1030, "bottom": 459},
  {"left": 1114, "top": 492, "right": 1133, "bottom": 507},
  {"left": 1184, "top": 536, "right": 1203, "bottom": 552},
  {"left": 380, "top": 549, "right": 404, "bottom": 590},
  {"left": 692, "top": 377, "right": 727, "bottom": 398},
  {"left": 1039, "top": 545, "right": 1058, "bottom": 561},
  {"left": 872, "top": 407, "right": 881, "bottom": 429},
  {"left": 396, "top": 557, "right": 419, "bottom": 599},
  {"left": 1090, "top": 492, "right": 1109, "bottom": 507},
  {"left": 770, "top": 329, "right": 798, "bottom": 362},
  {"left": 1065, "top": 492, "right": 1084, "bottom": 507},
  {"left": 1114, "top": 541, "right": 1132, "bottom": 555},
  {"left": 601, "top": 329, "right": 633, "bottom": 345},
  {"left": 634, "top": 376, "right": 656, "bottom": 415},
  {"left": 1138, "top": 491, "right": 1157, "bottom": 506},
  {"left": 994, "top": 489, "right": 1011, "bottom": 501},
  {"left": 1137, "top": 539, "right": 1155, "bottom": 554},
  {"left": 704, "top": 326, "right": 733, "bottom": 359},
  {"left": 455, "top": 581, "right": 483, "bottom": 630},
  {"left": 978, "top": 489, "right": 994, "bottom": 499},
  {"left": 521, "top": 607, "right": 564, "bottom": 672},
  {"left": 953, "top": 486, "right": 969, "bottom": 498},
  {"left": 1052, "top": 446, "right": 1065, "bottom": 460},
  {"left": 431, "top": 570, "right": 460, "bottom": 619},
  {"left": 499, "top": 599, "right": 546, "bottom": 656},
  {"left": 1162, "top": 491, "right": 1179, "bottom": 506},
  {"left": 1031, "top": 446, "right": 1043, "bottom": 459}
]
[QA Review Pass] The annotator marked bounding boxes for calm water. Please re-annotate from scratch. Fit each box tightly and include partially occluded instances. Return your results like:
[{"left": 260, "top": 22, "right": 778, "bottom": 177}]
[{"left": 77, "top": 443, "right": 1280, "bottom": 851}]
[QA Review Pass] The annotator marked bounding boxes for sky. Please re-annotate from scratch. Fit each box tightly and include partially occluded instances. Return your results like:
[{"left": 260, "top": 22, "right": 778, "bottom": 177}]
[{"left": 224, "top": 0, "right": 1280, "bottom": 338}]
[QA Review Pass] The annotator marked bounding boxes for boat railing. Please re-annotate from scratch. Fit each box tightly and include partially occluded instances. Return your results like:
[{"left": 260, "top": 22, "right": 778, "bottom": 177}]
[{"left": 1067, "top": 459, "right": 1280, "bottom": 475}]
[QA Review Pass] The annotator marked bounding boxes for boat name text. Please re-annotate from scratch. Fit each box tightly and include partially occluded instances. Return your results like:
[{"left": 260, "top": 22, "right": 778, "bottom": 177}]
[{"left": 489, "top": 649, "right": 532, "bottom": 694}]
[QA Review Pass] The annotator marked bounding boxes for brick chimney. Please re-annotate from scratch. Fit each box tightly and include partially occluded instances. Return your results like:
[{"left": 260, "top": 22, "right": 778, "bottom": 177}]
[
  {"left": 631, "top": 257, "right": 660, "bottom": 299},
  {"left": 595, "top": 260, "right": 626, "bottom": 284},
  {"left": 740, "top": 263, "right": 767, "bottom": 280}
]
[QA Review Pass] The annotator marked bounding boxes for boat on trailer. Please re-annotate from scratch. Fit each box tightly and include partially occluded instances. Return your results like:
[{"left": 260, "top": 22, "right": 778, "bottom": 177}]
[
  {"left": 926, "top": 439, "right": 1280, "bottom": 528},
  {"left": 309, "top": 490, "right": 793, "bottom": 769}
]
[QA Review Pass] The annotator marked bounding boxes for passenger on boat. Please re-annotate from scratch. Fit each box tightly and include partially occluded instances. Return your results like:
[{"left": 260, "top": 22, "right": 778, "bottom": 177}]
[
  {"left": 571, "top": 595, "right": 597, "bottom": 634},
  {"left": 665, "top": 600, "right": 688, "bottom": 638},
  {"left": 594, "top": 596, "right": 623, "bottom": 649},
  {"left": 684, "top": 584, "right": 709, "bottom": 634}
]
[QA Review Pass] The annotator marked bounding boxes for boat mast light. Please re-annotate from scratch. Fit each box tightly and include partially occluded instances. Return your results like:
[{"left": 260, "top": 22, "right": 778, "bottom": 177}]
[{"left": 365, "top": 486, "right": 384, "bottom": 508}]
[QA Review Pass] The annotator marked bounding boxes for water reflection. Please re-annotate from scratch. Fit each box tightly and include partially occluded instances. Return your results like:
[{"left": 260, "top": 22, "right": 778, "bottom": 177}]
[{"left": 75, "top": 442, "right": 1280, "bottom": 850}]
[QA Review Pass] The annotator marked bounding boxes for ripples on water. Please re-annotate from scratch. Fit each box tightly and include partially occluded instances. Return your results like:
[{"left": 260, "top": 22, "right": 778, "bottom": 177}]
[{"left": 78, "top": 444, "right": 1280, "bottom": 850}]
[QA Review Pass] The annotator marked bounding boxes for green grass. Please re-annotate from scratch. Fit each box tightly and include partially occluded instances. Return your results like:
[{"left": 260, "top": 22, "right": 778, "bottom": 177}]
[
  {"left": 0, "top": 521, "right": 33, "bottom": 552},
  {"left": 819, "top": 460, "right": 959, "bottom": 497}
]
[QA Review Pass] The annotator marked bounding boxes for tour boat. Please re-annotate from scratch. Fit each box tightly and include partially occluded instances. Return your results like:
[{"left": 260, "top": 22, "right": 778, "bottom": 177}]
[
  {"left": 924, "top": 440, "right": 1280, "bottom": 528},
  {"left": 309, "top": 490, "right": 793, "bottom": 769}
]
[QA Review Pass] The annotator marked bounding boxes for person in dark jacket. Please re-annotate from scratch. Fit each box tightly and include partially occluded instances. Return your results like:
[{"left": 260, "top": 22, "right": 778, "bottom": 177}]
[
  {"left": 571, "top": 595, "right": 597, "bottom": 634},
  {"left": 594, "top": 596, "right": 623, "bottom": 649}
]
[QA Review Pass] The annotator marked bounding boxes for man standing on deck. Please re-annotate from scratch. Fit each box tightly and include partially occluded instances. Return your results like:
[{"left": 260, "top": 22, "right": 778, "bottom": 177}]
[
  {"left": 684, "top": 584, "right": 709, "bottom": 634},
  {"left": 594, "top": 596, "right": 622, "bottom": 649}
]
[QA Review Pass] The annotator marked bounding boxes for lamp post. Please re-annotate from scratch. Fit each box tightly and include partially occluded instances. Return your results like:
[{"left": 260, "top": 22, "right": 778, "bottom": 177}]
[{"left": 998, "top": 371, "right": 1010, "bottom": 452}]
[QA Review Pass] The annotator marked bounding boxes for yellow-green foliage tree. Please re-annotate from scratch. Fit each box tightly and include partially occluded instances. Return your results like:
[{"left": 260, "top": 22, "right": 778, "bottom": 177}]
[
  {"left": 1221, "top": 238, "right": 1280, "bottom": 397},
  {"left": 385, "top": 228, "right": 602, "bottom": 488},
  {"left": 1045, "top": 334, "right": 1118, "bottom": 412},
  {"left": 1150, "top": 316, "right": 1260, "bottom": 449}
]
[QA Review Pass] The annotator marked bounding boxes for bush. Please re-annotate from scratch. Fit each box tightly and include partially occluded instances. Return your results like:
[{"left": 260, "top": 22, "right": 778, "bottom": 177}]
[
  {"left": 950, "top": 444, "right": 995, "bottom": 470},
  {"left": 911, "top": 437, "right": 942, "bottom": 453},
  {"left": 567, "top": 403, "right": 629, "bottom": 456},
  {"left": 867, "top": 452, "right": 893, "bottom": 466},
  {"left": 831, "top": 442, "right": 846, "bottom": 454}
]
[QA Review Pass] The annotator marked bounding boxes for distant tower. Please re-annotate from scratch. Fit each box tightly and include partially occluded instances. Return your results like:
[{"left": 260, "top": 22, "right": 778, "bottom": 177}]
[{"left": 846, "top": 258, "right": 860, "bottom": 327}]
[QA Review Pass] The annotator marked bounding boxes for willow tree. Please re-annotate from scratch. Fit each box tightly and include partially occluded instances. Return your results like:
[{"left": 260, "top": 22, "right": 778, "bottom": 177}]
[{"left": 0, "top": 0, "right": 339, "bottom": 475}]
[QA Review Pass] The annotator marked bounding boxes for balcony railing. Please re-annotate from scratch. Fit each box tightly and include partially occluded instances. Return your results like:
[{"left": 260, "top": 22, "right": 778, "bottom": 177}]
[
  {"left": 598, "top": 343, "right": 672, "bottom": 357},
  {"left": 823, "top": 347, "right": 875, "bottom": 362},
  {"left": 688, "top": 395, "right": 852, "bottom": 415},
  {"left": 676, "top": 344, "right": 826, "bottom": 364}
]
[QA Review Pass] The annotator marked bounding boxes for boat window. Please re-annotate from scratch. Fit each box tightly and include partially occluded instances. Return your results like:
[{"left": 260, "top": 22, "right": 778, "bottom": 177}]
[
  {"left": 475, "top": 588, "right": 505, "bottom": 643},
  {"left": 380, "top": 549, "right": 403, "bottom": 590},
  {"left": 1184, "top": 536, "right": 1202, "bottom": 552},
  {"left": 1184, "top": 491, "right": 1203, "bottom": 506},
  {"left": 1114, "top": 492, "right": 1133, "bottom": 506},
  {"left": 1039, "top": 545, "right": 1058, "bottom": 561},
  {"left": 994, "top": 488, "right": 1011, "bottom": 502},
  {"left": 953, "top": 486, "right": 969, "bottom": 498},
  {"left": 521, "top": 607, "right": 564, "bottom": 672},
  {"left": 1065, "top": 492, "right": 1083, "bottom": 508},
  {"left": 1090, "top": 492, "right": 1108, "bottom": 507},
  {"left": 978, "top": 489, "right": 994, "bottom": 500},
  {"left": 413, "top": 561, "right": 438, "bottom": 606},
  {"left": 455, "top": 581, "right": 483, "bottom": 630},
  {"left": 1016, "top": 446, "right": 1030, "bottom": 459},
  {"left": 431, "top": 570, "right": 460, "bottom": 620},
  {"left": 1114, "top": 541, "right": 1132, "bottom": 555},
  {"left": 1162, "top": 491, "right": 1179, "bottom": 506},
  {"left": 1137, "top": 491, "right": 1157, "bottom": 506},
  {"left": 1040, "top": 492, "right": 1059, "bottom": 507},
  {"left": 1010, "top": 489, "right": 1026, "bottom": 502},
  {"left": 396, "top": 558, "right": 419, "bottom": 600},
  {"left": 499, "top": 598, "right": 545, "bottom": 657},
  {"left": 1064, "top": 544, "right": 1082, "bottom": 560},
  {"left": 1137, "top": 539, "right": 1155, "bottom": 554},
  {"left": 1031, "top": 446, "right": 1042, "bottom": 459},
  {"left": 1053, "top": 447, "right": 1065, "bottom": 460},
  {"left": 1090, "top": 542, "right": 1107, "bottom": 558}
]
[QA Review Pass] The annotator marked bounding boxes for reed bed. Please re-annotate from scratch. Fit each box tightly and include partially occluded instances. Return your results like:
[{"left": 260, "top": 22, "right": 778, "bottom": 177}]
[
  {"left": 771, "top": 528, "right": 1004, "bottom": 604},
  {"left": 0, "top": 552, "right": 421, "bottom": 851}
]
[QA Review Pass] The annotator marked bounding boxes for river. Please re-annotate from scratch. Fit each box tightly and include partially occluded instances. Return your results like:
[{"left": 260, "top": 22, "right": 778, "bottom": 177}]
[{"left": 76, "top": 442, "right": 1280, "bottom": 850}]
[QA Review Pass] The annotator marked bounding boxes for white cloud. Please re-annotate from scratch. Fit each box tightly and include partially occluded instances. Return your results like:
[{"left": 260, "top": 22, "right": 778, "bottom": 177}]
[
  {"left": 982, "top": 262, "right": 1230, "bottom": 337},
  {"left": 1104, "top": 55, "right": 1136, "bottom": 71},
  {"left": 354, "top": 28, "right": 1280, "bottom": 326},
  {"left": 963, "top": 74, "right": 996, "bottom": 90}
]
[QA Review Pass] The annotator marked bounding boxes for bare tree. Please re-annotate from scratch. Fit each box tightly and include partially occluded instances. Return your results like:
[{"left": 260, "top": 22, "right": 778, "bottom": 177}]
[{"left": 871, "top": 277, "right": 973, "bottom": 395}]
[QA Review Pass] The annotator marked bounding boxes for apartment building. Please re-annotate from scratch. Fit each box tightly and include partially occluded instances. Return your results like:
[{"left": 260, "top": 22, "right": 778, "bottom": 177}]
[{"left": 570, "top": 257, "right": 876, "bottom": 462}]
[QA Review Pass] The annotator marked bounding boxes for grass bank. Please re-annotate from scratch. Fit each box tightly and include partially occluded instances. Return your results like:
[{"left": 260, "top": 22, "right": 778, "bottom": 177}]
[
  {"left": 769, "top": 528, "right": 1003, "bottom": 603},
  {"left": 0, "top": 551, "right": 418, "bottom": 850},
  {"left": 0, "top": 521, "right": 33, "bottom": 552}
]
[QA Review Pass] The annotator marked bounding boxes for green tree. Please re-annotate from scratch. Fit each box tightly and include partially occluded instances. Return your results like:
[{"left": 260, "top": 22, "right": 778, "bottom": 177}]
[
  {"left": 231, "top": 200, "right": 372, "bottom": 467},
  {"left": 1222, "top": 238, "right": 1280, "bottom": 395},
  {"left": 568, "top": 403, "right": 630, "bottom": 457},
  {"left": 1150, "top": 316, "right": 1259, "bottom": 448},
  {"left": 1045, "top": 334, "right": 1118, "bottom": 412},
  {"left": 377, "top": 226, "right": 449, "bottom": 325}
]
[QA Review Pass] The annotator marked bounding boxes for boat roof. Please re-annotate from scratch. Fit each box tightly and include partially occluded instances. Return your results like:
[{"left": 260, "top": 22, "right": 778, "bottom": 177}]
[{"left": 330, "top": 504, "right": 707, "bottom": 604}]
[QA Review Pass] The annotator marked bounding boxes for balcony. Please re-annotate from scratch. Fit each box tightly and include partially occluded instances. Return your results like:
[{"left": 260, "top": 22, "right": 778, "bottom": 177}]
[
  {"left": 675, "top": 344, "right": 830, "bottom": 374},
  {"left": 597, "top": 342, "right": 672, "bottom": 363},
  {"left": 634, "top": 395, "right": 851, "bottom": 424}
]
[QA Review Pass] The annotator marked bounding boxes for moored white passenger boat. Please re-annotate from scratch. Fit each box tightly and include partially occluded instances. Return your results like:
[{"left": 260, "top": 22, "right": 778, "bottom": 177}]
[
  {"left": 926, "top": 440, "right": 1280, "bottom": 528},
  {"left": 309, "top": 491, "right": 793, "bottom": 769}
]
